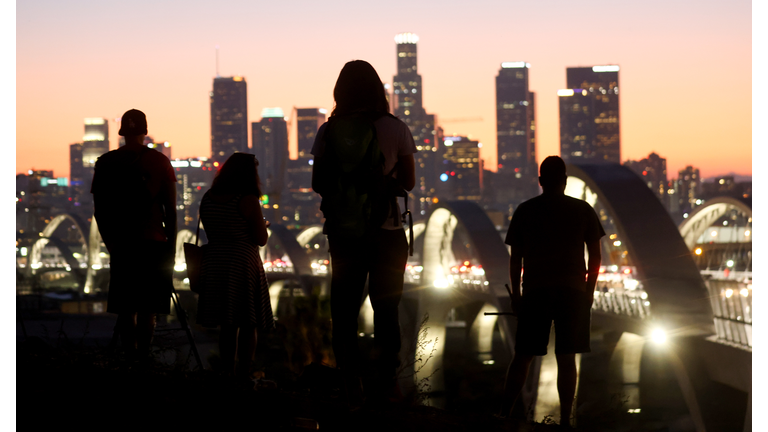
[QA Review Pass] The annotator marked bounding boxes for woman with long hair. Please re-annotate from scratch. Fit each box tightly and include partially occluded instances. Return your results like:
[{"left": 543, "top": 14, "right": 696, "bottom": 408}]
[
  {"left": 311, "top": 60, "right": 417, "bottom": 404},
  {"left": 197, "top": 153, "right": 273, "bottom": 381}
]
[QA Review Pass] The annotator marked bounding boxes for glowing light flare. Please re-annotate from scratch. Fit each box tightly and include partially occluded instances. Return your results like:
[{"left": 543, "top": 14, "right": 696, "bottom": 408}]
[
  {"left": 433, "top": 279, "right": 449, "bottom": 289},
  {"left": 650, "top": 328, "right": 667, "bottom": 344},
  {"left": 740, "top": 289, "right": 749, "bottom": 297},
  {"left": 592, "top": 65, "right": 620, "bottom": 72},
  {"left": 557, "top": 89, "right": 575, "bottom": 97},
  {"left": 695, "top": 248, "right": 702, "bottom": 255},
  {"left": 725, "top": 289, "right": 733, "bottom": 298}
]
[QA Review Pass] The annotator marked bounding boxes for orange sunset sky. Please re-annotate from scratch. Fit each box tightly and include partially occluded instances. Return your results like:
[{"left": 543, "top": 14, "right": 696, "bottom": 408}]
[{"left": 15, "top": 0, "right": 752, "bottom": 180}]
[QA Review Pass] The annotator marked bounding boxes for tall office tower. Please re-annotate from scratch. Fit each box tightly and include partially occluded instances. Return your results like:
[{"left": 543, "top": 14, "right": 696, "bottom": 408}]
[
  {"left": 675, "top": 165, "right": 702, "bottom": 215},
  {"left": 21, "top": 170, "right": 70, "bottom": 234},
  {"left": 393, "top": 33, "right": 437, "bottom": 216},
  {"left": 287, "top": 108, "right": 326, "bottom": 225},
  {"left": 252, "top": 108, "right": 289, "bottom": 202},
  {"left": 169, "top": 158, "right": 216, "bottom": 228},
  {"left": 210, "top": 76, "right": 248, "bottom": 164},
  {"left": 624, "top": 152, "right": 669, "bottom": 209},
  {"left": 496, "top": 62, "right": 538, "bottom": 205},
  {"left": 560, "top": 65, "right": 620, "bottom": 163},
  {"left": 69, "top": 143, "right": 85, "bottom": 209},
  {"left": 437, "top": 136, "right": 482, "bottom": 202},
  {"left": 82, "top": 118, "right": 109, "bottom": 168}
]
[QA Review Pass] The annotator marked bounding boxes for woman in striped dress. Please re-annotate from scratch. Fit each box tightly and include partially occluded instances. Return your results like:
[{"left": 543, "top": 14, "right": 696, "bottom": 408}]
[{"left": 197, "top": 153, "right": 274, "bottom": 379}]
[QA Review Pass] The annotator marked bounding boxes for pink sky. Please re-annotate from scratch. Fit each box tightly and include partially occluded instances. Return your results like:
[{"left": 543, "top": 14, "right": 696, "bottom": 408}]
[{"left": 16, "top": 0, "right": 752, "bottom": 180}]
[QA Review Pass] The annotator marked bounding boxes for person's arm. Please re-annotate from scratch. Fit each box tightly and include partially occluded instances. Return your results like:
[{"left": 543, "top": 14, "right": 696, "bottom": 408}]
[
  {"left": 585, "top": 239, "right": 601, "bottom": 305},
  {"left": 509, "top": 246, "right": 523, "bottom": 315},
  {"left": 160, "top": 179, "right": 177, "bottom": 248},
  {"left": 239, "top": 194, "right": 269, "bottom": 246},
  {"left": 397, "top": 154, "right": 416, "bottom": 191}
]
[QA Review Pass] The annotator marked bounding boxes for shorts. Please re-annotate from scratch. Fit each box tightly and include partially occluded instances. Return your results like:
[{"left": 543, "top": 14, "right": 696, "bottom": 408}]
[
  {"left": 514, "top": 288, "right": 592, "bottom": 355},
  {"left": 107, "top": 240, "right": 173, "bottom": 314}
]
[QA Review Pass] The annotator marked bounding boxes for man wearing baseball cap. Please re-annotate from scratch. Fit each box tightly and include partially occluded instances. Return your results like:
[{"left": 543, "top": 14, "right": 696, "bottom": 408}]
[
  {"left": 92, "top": 109, "right": 177, "bottom": 361},
  {"left": 499, "top": 156, "right": 605, "bottom": 427}
]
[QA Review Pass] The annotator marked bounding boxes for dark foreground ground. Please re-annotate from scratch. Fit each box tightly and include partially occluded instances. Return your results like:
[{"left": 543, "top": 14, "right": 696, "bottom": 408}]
[{"left": 17, "top": 337, "right": 570, "bottom": 432}]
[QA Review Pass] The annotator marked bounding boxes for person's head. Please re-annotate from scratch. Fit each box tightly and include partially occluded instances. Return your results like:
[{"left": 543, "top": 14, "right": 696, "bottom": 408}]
[
  {"left": 539, "top": 156, "right": 567, "bottom": 192},
  {"left": 331, "top": 60, "right": 389, "bottom": 117},
  {"left": 118, "top": 109, "right": 148, "bottom": 145},
  {"left": 211, "top": 153, "right": 262, "bottom": 197}
]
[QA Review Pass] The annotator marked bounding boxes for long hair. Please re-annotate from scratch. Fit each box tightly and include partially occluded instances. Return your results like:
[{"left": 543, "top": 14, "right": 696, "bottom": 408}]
[
  {"left": 331, "top": 60, "right": 390, "bottom": 117},
  {"left": 210, "top": 153, "right": 262, "bottom": 197}
]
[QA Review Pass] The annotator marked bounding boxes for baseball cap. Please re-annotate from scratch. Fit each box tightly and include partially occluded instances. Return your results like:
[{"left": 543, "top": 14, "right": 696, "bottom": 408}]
[{"left": 118, "top": 109, "right": 148, "bottom": 136}]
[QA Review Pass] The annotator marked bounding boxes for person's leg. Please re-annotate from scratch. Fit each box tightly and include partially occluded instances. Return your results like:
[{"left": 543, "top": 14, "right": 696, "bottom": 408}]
[
  {"left": 135, "top": 313, "right": 156, "bottom": 358},
  {"left": 556, "top": 353, "right": 577, "bottom": 426},
  {"left": 553, "top": 289, "right": 592, "bottom": 427},
  {"left": 328, "top": 236, "right": 369, "bottom": 374},
  {"left": 236, "top": 326, "right": 257, "bottom": 379},
  {"left": 500, "top": 353, "right": 535, "bottom": 417},
  {"left": 219, "top": 324, "right": 238, "bottom": 376},
  {"left": 367, "top": 229, "right": 408, "bottom": 398},
  {"left": 117, "top": 312, "right": 138, "bottom": 359}
]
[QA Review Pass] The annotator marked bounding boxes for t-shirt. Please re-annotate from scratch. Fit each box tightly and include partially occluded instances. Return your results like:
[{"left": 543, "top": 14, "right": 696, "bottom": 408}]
[
  {"left": 311, "top": 114, "right": 417, "bottom": 229},
  {"left": 505, "top": 192, "right": 605, "bottom": 292},
  {"left": 91, "top": 145, "right": 177, "bottom": 244}
]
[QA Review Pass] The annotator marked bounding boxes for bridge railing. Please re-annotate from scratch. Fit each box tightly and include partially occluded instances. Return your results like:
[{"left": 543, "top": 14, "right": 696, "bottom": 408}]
[
  {"left": 592, "top": 281, "right": 651, "bottom": 319},
  {"left": 706, "top": 279, "right": 752, "bottom": 348}
]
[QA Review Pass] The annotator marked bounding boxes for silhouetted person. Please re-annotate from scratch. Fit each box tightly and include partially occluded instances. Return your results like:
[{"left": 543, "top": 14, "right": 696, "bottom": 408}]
[
  {"left": 312, "top": 60, "right": 417, "bottom": 405},
  {"left": 500, "top": 156, "right": 605, "bottom": 427},
  {"left": 196, "top": 153, "right": 273, "bottom": 381},
  {"left": 92, "top": 109, "right": 177, "bottom": 361}
]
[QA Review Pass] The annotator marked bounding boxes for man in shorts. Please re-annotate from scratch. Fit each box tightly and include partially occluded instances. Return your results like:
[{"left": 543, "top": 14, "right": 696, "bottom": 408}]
[
  {"left": 499, "top": 156, "right": 605, "bottom": 426},
  {"left": 91, "top": 109, "right": 177, "bottom": 360}
]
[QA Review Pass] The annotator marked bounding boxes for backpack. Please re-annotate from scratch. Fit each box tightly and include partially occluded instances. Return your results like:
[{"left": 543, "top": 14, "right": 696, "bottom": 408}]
[
  {"left": 92, "top": 146, "right": 154, "bottom": 247},
  {"left": 316, "top": 112, "right": 408, "bottom": 242}
]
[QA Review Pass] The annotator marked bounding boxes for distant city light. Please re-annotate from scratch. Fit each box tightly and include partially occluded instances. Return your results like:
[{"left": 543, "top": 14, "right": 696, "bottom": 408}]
[
  {"left": 592, "top": 65, "right": 620, "bottom": 72},
  {"left": 745, "top": 230, "right": 750, "bottom": 237},
  {"left": 695, "top": 248, "right": 702, "bottom": 255},
  {"left": 557, "top": 89, "right": 575, "bottom": 97},
  {"left": 394, "top": 33, "right": 419, "bottom": 44},
  {"left": 740, "top": 289, "right": 749, "bottom": 297},
  {"left": 440, "top": 173, "right": 449, "bottom": 182},
  {"left": 727, "top": 260, "right": 734, "bottom": 268},
  {"left": 613, "top": 240, "right": 622, "bottom": 247},
  {"left": 261, "top": 107, "right": 285, "bottom": 118},
  {"left": 501, "top": 61, "right": 529, "bottom": 69},
  {"left": 725, "top": 289, "right": 734, "bottom": 298}
]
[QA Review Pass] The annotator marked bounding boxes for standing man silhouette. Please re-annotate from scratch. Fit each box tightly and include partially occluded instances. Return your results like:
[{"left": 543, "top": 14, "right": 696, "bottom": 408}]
[
  {"left": 92, "top": 109, "right": 177, "bottom": 361},
  {"left": 500, "top": 156, "right": 605, "bottom": 426}
]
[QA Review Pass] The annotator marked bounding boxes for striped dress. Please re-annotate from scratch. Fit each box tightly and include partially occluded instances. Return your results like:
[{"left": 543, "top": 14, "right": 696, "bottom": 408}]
[{"left": 196, "top": 191, "right": 274, "bottom": 331}]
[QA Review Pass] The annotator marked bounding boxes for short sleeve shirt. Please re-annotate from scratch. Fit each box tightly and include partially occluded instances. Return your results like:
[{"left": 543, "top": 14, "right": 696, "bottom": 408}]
[
  {"left": 311, "top": 114, "right": 417, "bottom": 229},
  {"left": 92, "top": 146, "right": 177, "bottom": 242},
  {"left": 505, "top": 193, "right": 605, "bottom": 292}
]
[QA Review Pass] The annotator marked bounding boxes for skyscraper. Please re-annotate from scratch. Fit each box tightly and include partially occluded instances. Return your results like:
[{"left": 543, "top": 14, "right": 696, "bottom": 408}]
[
  {"left": 210, "top": 76, "right": 248, "bottom": 164},
  {"left": 82, "top": 118, "right": 109, "bottom": 168},
  {"left": 495, "top": 62, "right": 538, "bottom": 204},
  {"left": 393, "top": 33, "right": 436, "bottom": 216},
  {"left": 288, "top": 108, "right": 326, "bottom": 225},
  {"left": 676, "top": 166, "right": 702, "bottom": 215},
  {"left": 560, "top": 65, "right": 620, "bottom": 163},
  {"left": 437, "top": 136, "right": 482, "bottom": 202},
  {"left": 624, "top": 152, "right": 669, "bottom": 208},
  {"left": 252, "top": 108, "right": 289, "bottom": 201}
]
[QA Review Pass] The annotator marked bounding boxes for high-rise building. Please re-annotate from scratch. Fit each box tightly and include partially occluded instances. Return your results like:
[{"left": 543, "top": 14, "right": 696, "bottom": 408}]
[
  {"left": 495, "top": 62, "right": 538, "bottom": 205},
  {"left": 393, "top": 33, "right": 436, "bottom": 216},
  {"left": 210, "top": 76, "right": 248, "bottom": 164},
  {"left": 624, "top": 152, "right": 669, "bottom": 208},
  {"left": 676, "top": 166, "right": 702, "bottom": 215},
  {"left": 286, "top": 108, "right": 326, "bottom": 226},
  {"left": 560, "top": 65, "right": 620, "bottom": 163},
  {"left": 437, "top": 136, "right": 482, "bottom": 202},
  {"left": 82, "top": 118, "right": 109, "bottom": 168},
  {"left": 252, "top": 108, "right": 289, "bottom": 203},
  {"left": 169, "top": 158, "right": 216, "bottom": 228}
]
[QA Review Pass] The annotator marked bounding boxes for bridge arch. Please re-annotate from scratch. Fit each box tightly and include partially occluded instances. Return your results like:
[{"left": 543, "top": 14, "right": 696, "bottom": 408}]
[
  {"left": 678, "top": 196, "right": 751, "bottom": 250},
  {"left": 565, "top": 164, "right": 713, "bottom": 332}
]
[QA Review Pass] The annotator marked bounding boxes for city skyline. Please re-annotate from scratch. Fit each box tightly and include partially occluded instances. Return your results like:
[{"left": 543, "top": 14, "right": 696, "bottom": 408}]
[{"left": 16, "top": 0, "right": 752, "bottom": 180}]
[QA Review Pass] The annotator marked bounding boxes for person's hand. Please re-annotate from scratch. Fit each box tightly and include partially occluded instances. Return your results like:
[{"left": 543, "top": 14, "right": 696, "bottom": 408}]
[{"left": 510, "top": 294, "right": 522, "bottom": 317}]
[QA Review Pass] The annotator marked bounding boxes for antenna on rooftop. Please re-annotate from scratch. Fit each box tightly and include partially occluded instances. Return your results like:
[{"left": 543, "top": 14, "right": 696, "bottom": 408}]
[{"left": 215, "top": 45, "right": 220, "bottom": 77}]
